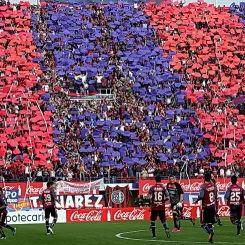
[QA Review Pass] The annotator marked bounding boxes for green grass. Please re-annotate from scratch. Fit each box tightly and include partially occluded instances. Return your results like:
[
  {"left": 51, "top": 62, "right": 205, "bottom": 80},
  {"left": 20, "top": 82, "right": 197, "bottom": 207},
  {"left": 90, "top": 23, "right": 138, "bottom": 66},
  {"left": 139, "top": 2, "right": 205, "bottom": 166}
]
[{"left": 1, "top": 219, "right": 244, "bottom": 245}]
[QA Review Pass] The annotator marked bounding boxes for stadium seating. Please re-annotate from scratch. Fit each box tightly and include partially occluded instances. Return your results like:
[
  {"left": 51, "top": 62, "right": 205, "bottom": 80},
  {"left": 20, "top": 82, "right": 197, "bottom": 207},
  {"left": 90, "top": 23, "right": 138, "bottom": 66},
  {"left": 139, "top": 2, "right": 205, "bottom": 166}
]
[
  {"left": 145, "top": 1, "right": 245, "bottom": 169},
  {"left": 0, "top": 1, "right": 244, "bottom": 181},
  {"left": 0, "top": 2, "right": 57, "bottom": 179}
]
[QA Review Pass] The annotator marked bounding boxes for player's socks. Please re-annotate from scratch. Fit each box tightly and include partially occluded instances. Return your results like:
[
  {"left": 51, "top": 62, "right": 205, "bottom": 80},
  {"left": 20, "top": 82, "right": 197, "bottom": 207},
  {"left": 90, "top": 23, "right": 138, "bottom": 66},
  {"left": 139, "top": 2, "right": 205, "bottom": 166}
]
[
  {"left": 207, "top": 224, "right": 214, "bottom": 243},
  {"left": 216, "top": 216, "right": 222, "bottom": 226},
  {"left": 173, "top": 216, "right": 179, "bottom": 229},
  {"left": 176, "top": 220, "right": 181, "bottom": 230},
  {"left": 0, "top": 228, "right": 6, "bottom": 239},
  {"left": 48, "top": 227, "right": 54, "bottom": 235},
  {"left": 150, "top": 221, "right": 156, "bottom": 238},
  {"left": 51, "top": 218, "right": 57, "bottom": 228},
  {"left": 45, "top": 219, "right": 50, "bottom": 233},
  {"left": 236, "top": 221, "right": 241, "bottom": 235},
  {"left": 162, "top": 221, "right": 169, "bottom": 230},
  {"left": 12, "top": 228, "right": 16, "bottom": 236},
  {"left": 208, "top": 232, "right": 214, "bottom": 243},
  {"left": 190, "top": 218, "right": 195, "bottom": 226},
  {"left": 162, "top": 222, "right": 170, "bottom": 238}
]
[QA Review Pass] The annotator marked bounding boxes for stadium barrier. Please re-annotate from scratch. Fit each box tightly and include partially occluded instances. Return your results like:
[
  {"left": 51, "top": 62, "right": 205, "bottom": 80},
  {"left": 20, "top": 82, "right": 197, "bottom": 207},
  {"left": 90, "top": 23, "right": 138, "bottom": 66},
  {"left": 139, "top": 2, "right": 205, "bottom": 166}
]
[
  {"left": 7, "top": 210, "right": 67, "bottom": 225},
  {"left": 65, "top": 206, "right": 236, "bottom": 223},
  {"left": 139, "top": 178, "right": 245, "bottom": 205},
  {"left": 3, "top": 178, "right": 244, "bottom": 224},
  {"left": 7, "top": 205, "right": 235, "bottom": 225}
]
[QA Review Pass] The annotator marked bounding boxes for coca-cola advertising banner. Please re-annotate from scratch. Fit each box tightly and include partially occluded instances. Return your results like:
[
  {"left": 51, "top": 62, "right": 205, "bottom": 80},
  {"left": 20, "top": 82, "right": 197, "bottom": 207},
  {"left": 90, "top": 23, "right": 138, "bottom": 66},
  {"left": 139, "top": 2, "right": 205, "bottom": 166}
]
[
  {"left": 66, "top": 207, "right": 151, "bottom": 223},
  {"left": 139, "top": 178, "right": 245, "bottom": 206},
  {"left": 66, "top": 205, "right": 241, "bottom": 223}
]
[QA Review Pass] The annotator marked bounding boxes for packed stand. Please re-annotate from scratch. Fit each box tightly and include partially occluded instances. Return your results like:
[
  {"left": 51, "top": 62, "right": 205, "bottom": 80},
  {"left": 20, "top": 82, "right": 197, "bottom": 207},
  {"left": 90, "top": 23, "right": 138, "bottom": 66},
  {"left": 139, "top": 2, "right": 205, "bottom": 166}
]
[
  {"left": 145, "top": 1, "right": 245, "bottom": 172},
  {"left": 31, "top": 1, "right": 242, "bottom": 183},
  {"left": 0, "top": 1, "right": 58, "bottom": 182},
  {"left": 37, "top": 2, "right": 118, "bottom": 96}
]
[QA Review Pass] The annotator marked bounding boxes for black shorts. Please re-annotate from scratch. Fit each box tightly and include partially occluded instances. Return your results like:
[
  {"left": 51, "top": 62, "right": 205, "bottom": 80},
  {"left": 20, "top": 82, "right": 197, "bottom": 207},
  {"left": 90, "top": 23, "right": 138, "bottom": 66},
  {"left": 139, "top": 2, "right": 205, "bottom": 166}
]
[
  {"left": 201, "top": 205, "right": 216, "bottom": 224},
  {"left": 0, "top": 210, "right": 7, "bottom": 226},
  {"left": 44, "top": 207, "right": 57, "bottom": 220},
  {"left": 151, "top": 210, "right": 166, "bottom": 222},
  {"left": 230, "top": 205, "right": 242, "bottom": 221}
]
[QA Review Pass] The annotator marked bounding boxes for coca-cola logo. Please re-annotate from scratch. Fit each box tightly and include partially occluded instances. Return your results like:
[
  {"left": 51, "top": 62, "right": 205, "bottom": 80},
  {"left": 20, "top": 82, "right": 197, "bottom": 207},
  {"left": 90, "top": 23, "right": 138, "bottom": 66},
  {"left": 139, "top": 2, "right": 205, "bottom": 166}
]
[
  {"left": 141, "top": 179, "right": 243, "bottom": 194},
  {"left": 26, "top": 185, "right": 44, "bottom": 195},
  {"left": 113, "top": 209, "right": 146, "bottom": 221},
  {"left": 142, "top": 183, "right": 152, "bottom": 193},
  {"left": 180, "top": 182, "right": 202, "bottom": 192},
  {"left": 3, "top": 186, "right": 16, "bottom": 191},
  {"left": 111, "top": 190, "right": 124, "bottom": 204},
  {"left": 70, "top": 210, "right": 102, "bottom": 222},
  {"left": 215, "top": 182, "right": 231, "bottom": 191},
  {"left": 218, "top": 206, "right": 230, "bottom": 217}
]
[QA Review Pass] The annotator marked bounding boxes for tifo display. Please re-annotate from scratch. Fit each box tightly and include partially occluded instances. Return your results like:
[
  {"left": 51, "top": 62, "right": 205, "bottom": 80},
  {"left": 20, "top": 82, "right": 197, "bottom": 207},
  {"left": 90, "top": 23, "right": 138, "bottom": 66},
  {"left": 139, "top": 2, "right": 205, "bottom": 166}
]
[{"left": 0, "top": 0, "right": 244, "bottom": 244}]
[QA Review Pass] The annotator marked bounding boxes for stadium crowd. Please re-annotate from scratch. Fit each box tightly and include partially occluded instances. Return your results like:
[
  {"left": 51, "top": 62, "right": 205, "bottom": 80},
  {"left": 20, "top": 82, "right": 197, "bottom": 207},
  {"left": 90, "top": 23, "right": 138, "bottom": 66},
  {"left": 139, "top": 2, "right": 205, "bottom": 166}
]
[{"left": 0, "top": 0, "right": 244, "bottom": 182}]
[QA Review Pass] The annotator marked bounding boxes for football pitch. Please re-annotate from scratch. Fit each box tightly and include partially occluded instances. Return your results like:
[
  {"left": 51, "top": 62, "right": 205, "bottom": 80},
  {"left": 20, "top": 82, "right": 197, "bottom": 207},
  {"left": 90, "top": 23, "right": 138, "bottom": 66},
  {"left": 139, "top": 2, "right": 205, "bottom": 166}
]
[{"left": 2, "top": 219, "right": 245, "bottom": 245}]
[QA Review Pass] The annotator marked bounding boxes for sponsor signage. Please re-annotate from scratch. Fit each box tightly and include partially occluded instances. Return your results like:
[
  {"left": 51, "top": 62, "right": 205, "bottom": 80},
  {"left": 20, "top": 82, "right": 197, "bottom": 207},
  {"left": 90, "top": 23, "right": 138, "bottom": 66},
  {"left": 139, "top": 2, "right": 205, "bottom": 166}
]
[
  {"left": 110, "top": 208, "right": 150, "bottom": 221},
  {"left": 6, "top": 205, "right": 236, "bottom": 225},
  {"left": 66, "top": 208, "right": 151, "bottom": 223},
  {"left": 67, "top": 205, "right": 238, "bottom": 223},
  {"left": 66, "top": 209, "right": 107, "bottom": 223},
  {"left": 7, "top": 210, "right": 66, "bottom": 225},
  {"left": 139, "top": 178, "right": 244, "bottom": 196},
  {"left": 5, "top": 190, "right": 19, "bottom": 203},
  {"left": 139, "top": 178, "right": 245, "bottom": 206},
  {"left": 1, "top": 180, "right": 105, "bottom": 211}
]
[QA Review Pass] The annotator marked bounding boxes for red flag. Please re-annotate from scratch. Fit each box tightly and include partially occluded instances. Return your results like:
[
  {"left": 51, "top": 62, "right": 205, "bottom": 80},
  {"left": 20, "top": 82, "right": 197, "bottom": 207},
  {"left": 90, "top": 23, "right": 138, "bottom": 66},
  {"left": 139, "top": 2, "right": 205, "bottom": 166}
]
[{"left": 105, "top": 185, "right": 131, "bottom": 208}]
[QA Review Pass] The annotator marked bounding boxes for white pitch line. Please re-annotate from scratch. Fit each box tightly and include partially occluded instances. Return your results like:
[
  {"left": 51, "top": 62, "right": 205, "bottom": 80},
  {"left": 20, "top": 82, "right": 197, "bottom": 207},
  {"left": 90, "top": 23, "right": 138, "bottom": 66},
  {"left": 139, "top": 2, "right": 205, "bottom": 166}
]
[{"left": 115, "top": 230, "right": 245, "bottom": 244}]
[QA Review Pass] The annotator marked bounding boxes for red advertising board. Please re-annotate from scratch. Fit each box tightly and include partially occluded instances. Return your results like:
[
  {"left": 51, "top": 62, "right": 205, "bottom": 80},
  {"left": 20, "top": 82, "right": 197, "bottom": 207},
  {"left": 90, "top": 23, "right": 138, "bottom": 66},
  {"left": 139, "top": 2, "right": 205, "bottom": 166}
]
[
  {"left": 66, "top": 205, "right": 239, "bottom": 223},
  {"left": 110, "top": 207, "right": 150, "bottom": 221},
  {"left": 66, "top": 208, "right": 151, "bottom": 223},
  {"left": 66, "top": 209, "right": 107, "bottom": 223},
  {"left": 139, "top": 178, "right": 245, "bottom": 196}
]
